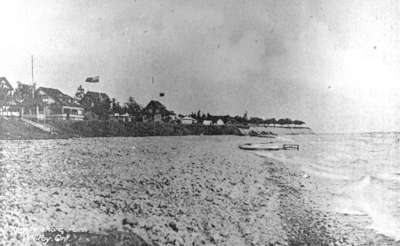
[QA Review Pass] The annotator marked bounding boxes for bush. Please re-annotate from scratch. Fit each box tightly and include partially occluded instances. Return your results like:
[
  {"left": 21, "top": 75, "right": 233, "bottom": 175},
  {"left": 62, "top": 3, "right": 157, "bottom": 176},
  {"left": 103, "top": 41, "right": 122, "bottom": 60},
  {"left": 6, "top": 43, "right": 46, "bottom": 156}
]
[{"left": 49, "top": 121, "right": 242, "bottom": 138}]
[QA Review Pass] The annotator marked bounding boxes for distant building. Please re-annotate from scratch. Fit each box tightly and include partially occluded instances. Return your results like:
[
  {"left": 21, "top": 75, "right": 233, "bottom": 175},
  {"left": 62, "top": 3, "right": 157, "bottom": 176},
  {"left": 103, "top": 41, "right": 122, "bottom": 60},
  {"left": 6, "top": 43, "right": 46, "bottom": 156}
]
[
  {"left": 142, "top": 100, "right": 175, "bottom": 122},
  {"left": 111, "top": 112, "right": 134, "bottom": 122},
  {"left": 216, "top": 119, "right": 225, "bottom": 126},
  {"left": 0, "top": 77, "right": 18, "bottom": 116},
  {"left": 203, "top": 120, "right": 212, "bottom": 126},
  {"left": 80, "top": 91, "right": 111, "bottom": 119},
  {"left": 181, "top": 116, "right": 197, "bottom": 125},
  {"left": 0, "top": 77, "right": 13, "bottom": 103},
  {"left": 35, "top": 87, "right": 84, "bottom": 120}
]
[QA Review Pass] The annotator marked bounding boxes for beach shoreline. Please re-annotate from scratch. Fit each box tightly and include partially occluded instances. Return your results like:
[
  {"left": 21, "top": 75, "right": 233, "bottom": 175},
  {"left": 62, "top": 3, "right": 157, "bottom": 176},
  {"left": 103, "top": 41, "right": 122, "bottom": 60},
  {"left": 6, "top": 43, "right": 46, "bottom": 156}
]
[
  {"left": 260, "top": 156, "right": 399, "bottom": 245},
  {"left": 0, "top": 135, "right": 392, "bottom": 245}
]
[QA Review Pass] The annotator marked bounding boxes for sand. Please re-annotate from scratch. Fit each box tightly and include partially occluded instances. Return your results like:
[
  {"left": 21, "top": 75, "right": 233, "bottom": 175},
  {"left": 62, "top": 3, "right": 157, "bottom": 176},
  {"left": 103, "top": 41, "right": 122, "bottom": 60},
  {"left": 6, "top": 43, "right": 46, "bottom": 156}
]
[{"left": 0, "top": 136, "right": 391, "bottom": 245}]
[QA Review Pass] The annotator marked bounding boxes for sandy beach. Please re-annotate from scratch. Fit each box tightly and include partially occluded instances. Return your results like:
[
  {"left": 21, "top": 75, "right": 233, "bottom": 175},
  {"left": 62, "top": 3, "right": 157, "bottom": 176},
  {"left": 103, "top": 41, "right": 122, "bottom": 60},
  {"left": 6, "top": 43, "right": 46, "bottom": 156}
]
[{"left": 0, "top": 135, "right": 394, "bottom": 245}]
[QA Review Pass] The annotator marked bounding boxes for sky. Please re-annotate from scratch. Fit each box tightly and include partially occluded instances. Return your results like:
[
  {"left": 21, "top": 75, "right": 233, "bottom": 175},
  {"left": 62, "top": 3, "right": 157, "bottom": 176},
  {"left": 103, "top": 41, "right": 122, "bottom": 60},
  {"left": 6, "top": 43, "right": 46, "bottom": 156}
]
[{"left": 1, "top": 0, "right": 400, "bottom": 133}]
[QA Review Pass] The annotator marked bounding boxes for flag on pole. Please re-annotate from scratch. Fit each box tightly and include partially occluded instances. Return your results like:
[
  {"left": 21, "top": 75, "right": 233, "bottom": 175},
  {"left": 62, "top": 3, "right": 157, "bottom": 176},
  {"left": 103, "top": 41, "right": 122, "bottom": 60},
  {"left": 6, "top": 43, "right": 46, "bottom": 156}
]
[
  {"left": 85, "top": 76, "right": 100, "bottom": 83},
  {"left": 159, "top": 92, "right": 165, "bottom": 97}
]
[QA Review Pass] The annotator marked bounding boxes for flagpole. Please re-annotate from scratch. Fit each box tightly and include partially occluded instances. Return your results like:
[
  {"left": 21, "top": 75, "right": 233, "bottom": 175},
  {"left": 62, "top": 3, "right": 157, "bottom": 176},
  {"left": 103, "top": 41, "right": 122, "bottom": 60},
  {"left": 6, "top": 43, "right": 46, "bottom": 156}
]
[
  {"left": 152, "top": 76, "right": 155, "bottom": 100},
  {"left": 31, "top": 55, "right": 38, "bottom": 121},
  {"left": 152, "top": 76, "right": 155, "bottom": 135},
  {"left": 31, "top": 55, "right": 34, "bottom": 85},
  {"left": 98, "top": 77, "right": 101, "bottom": 102},
  {"left": 31, "top": 55, "right": 35, "bottom": 98}
]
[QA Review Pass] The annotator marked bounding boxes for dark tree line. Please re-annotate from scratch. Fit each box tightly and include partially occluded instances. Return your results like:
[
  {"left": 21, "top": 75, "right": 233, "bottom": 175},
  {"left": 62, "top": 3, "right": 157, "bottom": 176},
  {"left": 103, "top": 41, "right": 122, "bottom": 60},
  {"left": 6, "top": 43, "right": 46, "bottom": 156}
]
[
  {"left": 74, "top": 85, "right": 306, "bottom": 126},
  {"left": 187, "top": 110, "right": 305, "bottom": 126},
  {"left": 110, "top": 96, "right": 142, "bottom": 116},
  {"left": 75, "top": 86, "right": 143, "bottom": 120}
]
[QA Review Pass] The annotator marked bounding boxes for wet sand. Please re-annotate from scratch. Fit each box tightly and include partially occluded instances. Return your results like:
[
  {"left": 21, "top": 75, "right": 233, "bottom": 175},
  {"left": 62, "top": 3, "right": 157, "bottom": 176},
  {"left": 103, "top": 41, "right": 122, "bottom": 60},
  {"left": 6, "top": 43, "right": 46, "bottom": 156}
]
[{"left": 0, "top": 136, "right": 391, "bottom": 245}]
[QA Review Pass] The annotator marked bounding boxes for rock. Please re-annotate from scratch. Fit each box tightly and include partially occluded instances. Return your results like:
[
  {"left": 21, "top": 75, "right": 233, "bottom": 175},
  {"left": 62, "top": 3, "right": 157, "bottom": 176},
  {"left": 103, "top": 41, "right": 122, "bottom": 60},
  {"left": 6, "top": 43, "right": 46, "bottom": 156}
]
[
  {"left": 122, "top": 217, "right": 139, "bottom": 227},
  {"left": 169, "top": 221, "right": 179, "bottom": 232},
  {"left": 205, "top": 196, "right": 214, "bottom": 202}
]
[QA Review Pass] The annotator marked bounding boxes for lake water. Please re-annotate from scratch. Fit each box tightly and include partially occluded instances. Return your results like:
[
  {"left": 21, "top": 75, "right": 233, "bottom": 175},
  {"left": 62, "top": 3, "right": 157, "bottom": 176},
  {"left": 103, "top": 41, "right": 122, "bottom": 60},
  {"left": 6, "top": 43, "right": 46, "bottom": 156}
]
[{"left": 256, "top": 133, "right": 400, "bottom": 242}]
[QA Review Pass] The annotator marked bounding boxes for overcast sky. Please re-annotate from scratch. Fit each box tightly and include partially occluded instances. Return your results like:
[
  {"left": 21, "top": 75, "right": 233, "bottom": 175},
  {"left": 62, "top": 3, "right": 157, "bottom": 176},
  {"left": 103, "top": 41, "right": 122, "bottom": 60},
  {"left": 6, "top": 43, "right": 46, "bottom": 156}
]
[{"left": 1, "top": 0, "right": 400, "bottom": 133}]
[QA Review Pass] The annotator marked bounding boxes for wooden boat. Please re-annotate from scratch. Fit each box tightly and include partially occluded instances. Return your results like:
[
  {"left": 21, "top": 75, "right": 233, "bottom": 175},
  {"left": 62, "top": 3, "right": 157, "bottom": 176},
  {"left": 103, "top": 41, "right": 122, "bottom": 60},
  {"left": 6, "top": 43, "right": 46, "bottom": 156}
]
[
  {"left": 239, "top": 143, "right": 300, "bottom": 151},
  {"left": 239, "top": 143, "right": 282, "bottom": 151},
  {"left": 256, "top": 134, "right": 276, "bottom": 138}
]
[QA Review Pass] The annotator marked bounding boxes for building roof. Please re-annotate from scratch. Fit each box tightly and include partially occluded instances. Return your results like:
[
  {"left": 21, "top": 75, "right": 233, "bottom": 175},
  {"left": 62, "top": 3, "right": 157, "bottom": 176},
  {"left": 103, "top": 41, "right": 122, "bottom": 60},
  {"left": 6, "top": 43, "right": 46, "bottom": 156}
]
[
  {"left": 37, "top": 87, "right": 82, "bottom": 108},
  {"left": 144, "top": 100, "right": 165, "bottom": 110},
  {"left": 143, "top": 100, "right": 174, "bottom": 115},
  {"left": 0, "top": 77, "right": 13, "bottom": 90},
  {"left": 182, "top": 116, "right": 196, "bottom": 120},
  {"left": 0, "top": 77, "right": 14, "bottom": 106},
  {"left": 84, "top": 91, "right": 110, "bottom": 102}
]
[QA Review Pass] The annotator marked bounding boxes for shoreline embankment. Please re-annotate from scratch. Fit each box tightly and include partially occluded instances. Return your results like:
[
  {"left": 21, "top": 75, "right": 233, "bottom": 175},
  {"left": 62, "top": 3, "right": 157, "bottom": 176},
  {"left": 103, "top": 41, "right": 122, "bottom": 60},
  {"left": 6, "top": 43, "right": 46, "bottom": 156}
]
[
  {"left": 258, "top": 154, "right": 396, "bottom": 245},
  {"left": 0, "top": 117, "right": 313, "bottom": 140}
]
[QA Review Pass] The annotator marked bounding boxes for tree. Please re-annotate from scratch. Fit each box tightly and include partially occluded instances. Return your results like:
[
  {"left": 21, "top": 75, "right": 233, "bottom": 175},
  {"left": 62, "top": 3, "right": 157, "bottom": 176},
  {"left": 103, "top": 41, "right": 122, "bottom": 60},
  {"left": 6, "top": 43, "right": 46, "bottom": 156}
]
[
  {"left": 249, "top": 117, "right": 264, "bottom": 124},
  {"left": 243, "top": 111, "right": 248, "bottom": 121},
  {"left": 111, "top": 98, "right": 123, "bottom": 115},
  {"left": 277, "top": 118, "right": 293, "bottom": 125},
  {"left": 74, "top": 85, "right": 85, "bottom": 103},
  {"left": 264, "top": 118, "right": 273, "bottom": 125},
  {"left": 277, "top": 119, "right": 285, "bottom": 125},
  {"left": 14, "top": 82, "right": 35, "bottom": 105},
  {"left": 0, "top": 85, "right": 12, "bottom": 105},
  {"left": 125, "top": 97, "right": 142, "bottom": 117},
  {"left": 196, "top": 110, "right": 201, "bottom": 120},
  {"left": 93, "top": 97, "right": 111, "bottom": 120},
  {"left": 285, "top": 118, "right": 293, "bottom": 125},
  {"left": 234, "top": 115, "right": 246, "bottom": 124},
  {"left": 293, "top": 120, "right": 305, "bottom": 125}
]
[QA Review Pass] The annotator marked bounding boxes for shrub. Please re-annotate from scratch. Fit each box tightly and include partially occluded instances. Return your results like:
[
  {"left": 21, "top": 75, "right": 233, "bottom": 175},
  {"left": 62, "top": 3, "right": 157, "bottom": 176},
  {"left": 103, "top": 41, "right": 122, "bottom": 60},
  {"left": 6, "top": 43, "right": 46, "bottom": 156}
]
[{"left": 49, "top": 121, "right": 242, "bottom": 138}]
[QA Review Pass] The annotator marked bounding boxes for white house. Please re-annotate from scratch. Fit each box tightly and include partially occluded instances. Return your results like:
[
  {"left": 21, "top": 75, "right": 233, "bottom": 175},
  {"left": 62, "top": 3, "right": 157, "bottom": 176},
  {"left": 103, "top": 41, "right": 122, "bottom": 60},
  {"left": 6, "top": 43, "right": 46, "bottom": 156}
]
[
  {"left": 203, "top": 120, "right": 212, "bottom": 126},
  {"left": 181, "top": 116, "right": 197, "bottom": 125},
  {"left": 35, "top": 87, "right": 84, "bottom": 120},
  {"left": 216, "top": 119, "right": 224, "bottom": 126},
  {"left": 112, "top": 113, "right": 134, "bottom": 122}
]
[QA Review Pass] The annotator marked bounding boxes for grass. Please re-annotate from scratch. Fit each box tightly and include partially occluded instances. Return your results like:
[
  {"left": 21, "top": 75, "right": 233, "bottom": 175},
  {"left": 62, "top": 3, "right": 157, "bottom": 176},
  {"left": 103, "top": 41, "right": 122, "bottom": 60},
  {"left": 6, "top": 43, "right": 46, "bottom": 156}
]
[
  {"left": 49, "top": 120, "right": 242, "bottom": 138},
  {"left": 0, "top": 117, "right": 54, "bottom": 140}
]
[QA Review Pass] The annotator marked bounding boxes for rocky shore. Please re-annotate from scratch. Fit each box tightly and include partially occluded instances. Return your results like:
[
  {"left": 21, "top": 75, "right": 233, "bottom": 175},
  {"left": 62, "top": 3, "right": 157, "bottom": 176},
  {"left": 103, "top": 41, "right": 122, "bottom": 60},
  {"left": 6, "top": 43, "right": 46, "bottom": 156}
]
[{"left": 0, "top": 136, "right": 388, "bottom": 245}]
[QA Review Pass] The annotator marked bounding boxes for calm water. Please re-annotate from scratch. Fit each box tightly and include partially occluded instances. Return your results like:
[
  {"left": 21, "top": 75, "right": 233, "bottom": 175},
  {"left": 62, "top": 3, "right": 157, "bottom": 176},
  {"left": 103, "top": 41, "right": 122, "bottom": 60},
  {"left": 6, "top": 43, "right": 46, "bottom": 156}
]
[{"left": 256, "top": 133, "right": 400, "bottom": 241}]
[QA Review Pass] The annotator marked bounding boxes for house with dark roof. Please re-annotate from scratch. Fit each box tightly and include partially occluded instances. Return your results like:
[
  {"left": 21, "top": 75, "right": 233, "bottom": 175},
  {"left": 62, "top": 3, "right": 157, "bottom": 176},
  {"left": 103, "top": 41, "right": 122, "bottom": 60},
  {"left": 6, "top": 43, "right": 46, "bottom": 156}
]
[
  {"left": 0, "top": 77, "right": 14, "bottom": 106},
  {"left": 0, "top": 77, "right": 13, "bottom": 99},
  {"left": 80, "top": 91, "right": 110, "bottom": 107},
  {"left": 142, "top": 100, "right": 175, "bottom": 122},
  {"left": 35, "top": 87, "right": 84, "bottom": 120},
  {"left": 80, "top": 91, "right": 111, "bottom": 119},
  {"left": 0, "top": 77, "right": 18, "bottom": 116}
]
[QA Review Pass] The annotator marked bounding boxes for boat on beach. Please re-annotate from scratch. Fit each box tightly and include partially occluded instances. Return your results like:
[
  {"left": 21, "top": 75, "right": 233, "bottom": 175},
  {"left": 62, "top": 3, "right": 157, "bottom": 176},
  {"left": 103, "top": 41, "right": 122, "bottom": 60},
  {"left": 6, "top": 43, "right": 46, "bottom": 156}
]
[
  {"left": 239, "top": 143, "right": 282, "bottom": 151},
  {"left": 256, "top": 134, "right": 276, "bottom": 138},
  {"left": 239, "top": 143, "right": 299, "bottom": 151}
]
